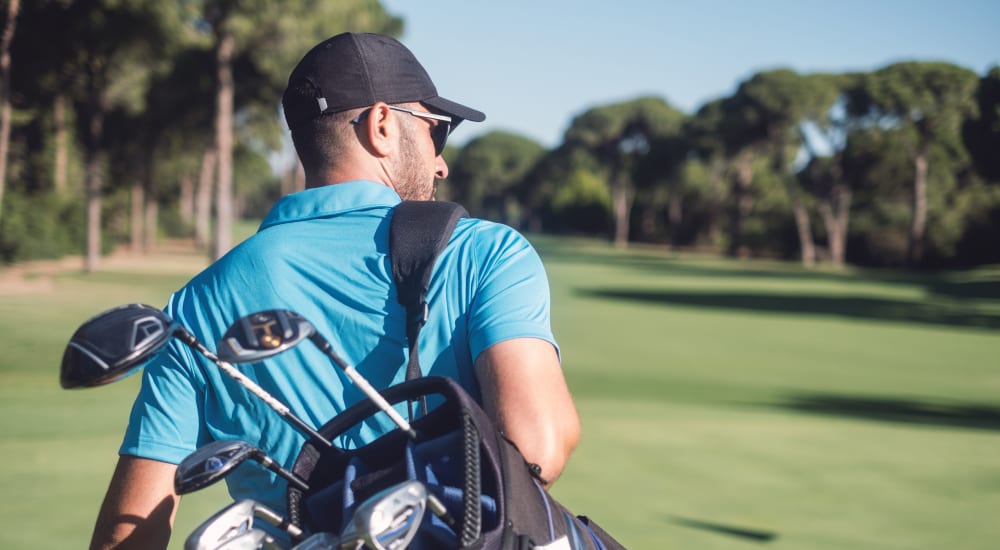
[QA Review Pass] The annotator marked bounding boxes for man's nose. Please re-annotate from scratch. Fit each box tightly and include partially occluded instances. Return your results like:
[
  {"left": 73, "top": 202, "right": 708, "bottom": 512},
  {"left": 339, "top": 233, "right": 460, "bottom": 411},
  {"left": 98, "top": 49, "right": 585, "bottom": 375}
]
[{"left": 435, "top": 155, "right": 449, "bottom": 180}]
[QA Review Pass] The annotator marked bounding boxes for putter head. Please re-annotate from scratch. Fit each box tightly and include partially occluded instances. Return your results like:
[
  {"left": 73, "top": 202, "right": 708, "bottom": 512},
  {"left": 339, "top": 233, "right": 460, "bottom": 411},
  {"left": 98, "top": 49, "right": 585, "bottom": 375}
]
[
  {"left": 176, "top": 440, "right": 256, "bottom": 495},
  {"left": 341, "top": 481, "right": 428, "bottom": 550},
  {"left": 184, "top": 500, "right": 274, "bottom": 550},
  {"left": 217, "top": 310, "right": 316, "bottom": 363},
  {"left": 60, "top": 303, "right": 176, "bottom": 389}
]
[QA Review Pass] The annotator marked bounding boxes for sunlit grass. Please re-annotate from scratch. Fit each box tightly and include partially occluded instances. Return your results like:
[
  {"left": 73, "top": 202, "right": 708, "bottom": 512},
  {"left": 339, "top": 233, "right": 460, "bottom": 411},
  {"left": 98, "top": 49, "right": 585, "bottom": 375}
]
[{"left": 1, "top": 235, "right": 998, "bottom": 548}]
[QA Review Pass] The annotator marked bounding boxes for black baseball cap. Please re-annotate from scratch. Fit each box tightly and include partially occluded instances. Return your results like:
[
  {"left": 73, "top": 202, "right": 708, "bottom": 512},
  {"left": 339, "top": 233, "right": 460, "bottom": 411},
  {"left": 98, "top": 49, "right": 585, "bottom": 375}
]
[{"left": 282, "top": 32, "right": 486, "bottom": 130}]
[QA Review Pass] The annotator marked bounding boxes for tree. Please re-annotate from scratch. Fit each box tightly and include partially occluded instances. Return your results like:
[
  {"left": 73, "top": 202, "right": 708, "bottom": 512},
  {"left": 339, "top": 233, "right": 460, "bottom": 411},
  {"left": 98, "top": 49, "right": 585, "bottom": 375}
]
[
  {"left": 518, "top": 144, "right": 606, "bottom": 234},
  {"left": 447, "top": 131, "right": 545, "bottom": 225},
  {"left": 964, "top": 66, "right": 1000, "bottom": 183},
  {"left": 633, "top": 132, "right": 690, "bottom": 245},
  {"left": 682, "top": 99, "right": 731, "bottom": 249},
  {"left": 198, "top": 0, "right": 402, "bottom": 260},
  {"left": 0, "top": 0, "right": 19, "bottom": 224},
  {"left": 796, "top": 72, "right": 862, "bottom": 266},
  {"left": 720, "top": 69, "right": 840, "bottom": 265},
  {"left": 563, "top": 96, "right": 684, "bottom": 248},
  {"left": 848, "top": 62, "right": 979, "bottom": 265},
  {"left": 10, "top": 1, "right": 187, "bottom": 271}
]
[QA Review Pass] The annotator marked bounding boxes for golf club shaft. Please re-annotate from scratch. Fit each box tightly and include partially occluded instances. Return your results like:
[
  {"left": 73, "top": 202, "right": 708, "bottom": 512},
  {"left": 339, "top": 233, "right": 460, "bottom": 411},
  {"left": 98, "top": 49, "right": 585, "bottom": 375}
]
[
  {"left": 255, "top": 451, "right": 310, "bottom": 492},
  {"left": 309, "top": 336, "right": 417, "bottom": 439},
  {"left": 176, "top": 329, "right": 333, "bottom": 448},
  {"left": 255, "top": 505, "right": 305, "bottom": 541}
]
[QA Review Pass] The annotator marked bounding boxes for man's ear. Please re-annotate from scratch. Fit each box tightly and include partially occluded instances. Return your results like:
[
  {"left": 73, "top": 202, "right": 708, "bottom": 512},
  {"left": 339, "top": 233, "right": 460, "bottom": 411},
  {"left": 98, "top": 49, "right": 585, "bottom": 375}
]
[{"left": 363, "top": 102, "right": 395, "bottom": 157}]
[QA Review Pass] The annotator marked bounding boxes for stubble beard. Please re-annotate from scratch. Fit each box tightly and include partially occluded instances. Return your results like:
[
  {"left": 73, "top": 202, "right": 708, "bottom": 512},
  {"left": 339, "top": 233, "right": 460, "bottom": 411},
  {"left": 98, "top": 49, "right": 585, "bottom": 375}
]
[{"left": 392, "top": 124, "right": 436, "bottom": 201}]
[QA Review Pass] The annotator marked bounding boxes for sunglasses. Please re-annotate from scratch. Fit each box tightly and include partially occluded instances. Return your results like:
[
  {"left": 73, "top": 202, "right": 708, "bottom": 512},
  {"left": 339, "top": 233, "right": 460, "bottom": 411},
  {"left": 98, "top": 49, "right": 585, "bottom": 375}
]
[{"left": 352, "top": 106, "right": 453, "bottom": 156}]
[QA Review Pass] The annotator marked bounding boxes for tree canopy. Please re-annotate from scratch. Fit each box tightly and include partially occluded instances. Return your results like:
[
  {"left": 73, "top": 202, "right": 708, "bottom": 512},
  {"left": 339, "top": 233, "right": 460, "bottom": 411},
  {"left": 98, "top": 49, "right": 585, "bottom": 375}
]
[{"left": 1, "top": 4, "right": 997, "bottom": 270}]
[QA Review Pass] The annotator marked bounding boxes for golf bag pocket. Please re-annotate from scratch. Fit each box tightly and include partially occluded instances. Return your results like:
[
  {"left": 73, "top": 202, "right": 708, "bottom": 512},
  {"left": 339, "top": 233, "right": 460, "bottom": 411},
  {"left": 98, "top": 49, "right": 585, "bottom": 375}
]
[{"left": 287, "top": 376, "right": 625, "bottom": 549}]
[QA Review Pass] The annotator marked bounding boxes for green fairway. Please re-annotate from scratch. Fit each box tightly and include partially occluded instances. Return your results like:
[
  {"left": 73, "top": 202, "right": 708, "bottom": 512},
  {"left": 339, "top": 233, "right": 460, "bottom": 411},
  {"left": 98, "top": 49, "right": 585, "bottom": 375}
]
[{"left": 1, "top": 237, "right": 998, "bottom": 549}]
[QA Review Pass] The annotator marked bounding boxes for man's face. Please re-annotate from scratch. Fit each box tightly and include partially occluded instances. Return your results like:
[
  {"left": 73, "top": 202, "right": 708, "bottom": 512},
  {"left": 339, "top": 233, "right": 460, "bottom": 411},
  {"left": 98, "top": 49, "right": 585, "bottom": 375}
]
[{"left": 391, "top": 108, "right": 448, "bottom": 201}]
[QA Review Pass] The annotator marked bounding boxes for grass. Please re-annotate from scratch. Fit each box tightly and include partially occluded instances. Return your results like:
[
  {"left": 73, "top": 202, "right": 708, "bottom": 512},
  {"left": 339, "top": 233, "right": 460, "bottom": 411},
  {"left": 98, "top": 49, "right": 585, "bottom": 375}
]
[{"left": 1, "top": 235, "right": 998, "bottom": 549}]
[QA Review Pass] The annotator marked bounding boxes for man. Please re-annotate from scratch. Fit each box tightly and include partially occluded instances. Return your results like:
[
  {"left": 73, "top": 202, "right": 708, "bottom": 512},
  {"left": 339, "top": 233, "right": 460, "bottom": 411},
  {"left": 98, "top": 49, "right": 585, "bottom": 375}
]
[{"left": 89, "top": 32, "right": 580, "bottom": 550}]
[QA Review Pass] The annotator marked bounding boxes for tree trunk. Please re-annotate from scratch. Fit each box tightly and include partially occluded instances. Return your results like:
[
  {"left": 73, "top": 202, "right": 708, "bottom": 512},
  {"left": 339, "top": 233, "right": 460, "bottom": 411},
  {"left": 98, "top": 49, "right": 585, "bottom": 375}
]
[
  {"left": 83, "top": 68, "right": 105, "bottom": 273},
  {"left": 84, "top": 121, "right": 103, "bottom": 272},
  {"left": 608, "top": 158, "right": 633, "bottom": 249},
  {"left": 144, "top": 196, "right": 157, "bottom": 252},
  {"left": 53, "top": 94, "right": 68, "bottom": 193},
  {"left": 212, "top": 30, "right": 235, "bottom": 260},
  {"left": 177, "top": 174, "right": 194, "bottom": 227},
  {"left": 906, "top": 152, "right": 928, "bottom": 266},
  {"left": 789, "top": 189, "right": 816, "bottom": 266},
  {"left": 611, "top": 177, "right": 632, "bottom": 249},
  {"left": 0, "top": 0, "right": 19, "bottom": 222},
  {"left": 728, "top": 151, "right": 754, "bottom": 258},
  {"left": 195, "top": 147, "right": 216, "bottom": 249},
  {"left": 142, "top": 149, "right": 156, "bottom": 252},
  {"left": 130, "top": 180, "right": 144, "bottom": 254},
  {"left": 668, "top": 194, "right": 683, "bottom": 247},
  {"left": 705, "top": 157, "right": 725, "bottom": 249},
  {"left": 179, "top": 174, "right": 193, "bottom": 224},
  {"left": 818, "top": 183, "right": 851, "bottom": 266}
]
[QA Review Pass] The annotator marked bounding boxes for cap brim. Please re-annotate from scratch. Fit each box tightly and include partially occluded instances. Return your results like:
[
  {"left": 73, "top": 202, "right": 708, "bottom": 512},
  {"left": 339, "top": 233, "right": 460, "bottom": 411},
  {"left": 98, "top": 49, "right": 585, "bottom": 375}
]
[{"left": 424, "top": 96, "right": 486, "bottom": 127}]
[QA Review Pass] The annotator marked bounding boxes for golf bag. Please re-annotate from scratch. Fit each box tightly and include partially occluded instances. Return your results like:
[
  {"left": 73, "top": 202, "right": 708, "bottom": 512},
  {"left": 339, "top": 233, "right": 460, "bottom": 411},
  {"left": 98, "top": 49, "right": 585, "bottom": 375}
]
[{"left": 284, "top": 201, "right": 625, "bottom": 548}]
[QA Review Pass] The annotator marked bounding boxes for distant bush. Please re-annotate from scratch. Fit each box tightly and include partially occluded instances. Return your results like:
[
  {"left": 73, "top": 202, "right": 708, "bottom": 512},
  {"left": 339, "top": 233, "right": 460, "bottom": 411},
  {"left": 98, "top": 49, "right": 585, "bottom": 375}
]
[{"left": 0, "top": 191, "right": 85, "bottom": 264}]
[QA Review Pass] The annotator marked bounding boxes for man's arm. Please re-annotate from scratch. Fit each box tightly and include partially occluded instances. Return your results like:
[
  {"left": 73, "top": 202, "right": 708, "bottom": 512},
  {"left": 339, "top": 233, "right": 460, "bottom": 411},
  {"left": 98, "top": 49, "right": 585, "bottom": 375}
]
[
  {"left": 90, "top": 455, "right": 179, "bottom": 550},
  {"left": 475, "top": 337, "right": 581, "bottom": 488}
]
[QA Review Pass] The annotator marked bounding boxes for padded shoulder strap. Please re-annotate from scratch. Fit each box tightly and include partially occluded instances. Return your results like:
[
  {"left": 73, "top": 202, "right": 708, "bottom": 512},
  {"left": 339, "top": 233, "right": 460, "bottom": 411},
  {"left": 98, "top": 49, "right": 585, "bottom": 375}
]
[{"left": 390, "top": 200, "right": 468, "bottom": 382}]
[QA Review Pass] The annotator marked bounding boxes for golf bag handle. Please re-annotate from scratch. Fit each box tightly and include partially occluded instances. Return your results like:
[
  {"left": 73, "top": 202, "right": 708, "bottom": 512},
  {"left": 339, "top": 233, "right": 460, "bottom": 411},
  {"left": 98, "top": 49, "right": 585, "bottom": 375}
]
[
  {"left": 312, "top": 376, "right": 470, "bottom": 439},
  {"left": 292, "top": 376, "right": 483, "bottom": 545}
]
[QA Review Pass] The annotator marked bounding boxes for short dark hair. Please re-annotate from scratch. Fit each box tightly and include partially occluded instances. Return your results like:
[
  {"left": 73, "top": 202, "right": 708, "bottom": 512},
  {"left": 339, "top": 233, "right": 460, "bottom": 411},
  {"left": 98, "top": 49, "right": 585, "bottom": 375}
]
[{"left": 286, "top": 79, "right": 358, "bottom": 176}]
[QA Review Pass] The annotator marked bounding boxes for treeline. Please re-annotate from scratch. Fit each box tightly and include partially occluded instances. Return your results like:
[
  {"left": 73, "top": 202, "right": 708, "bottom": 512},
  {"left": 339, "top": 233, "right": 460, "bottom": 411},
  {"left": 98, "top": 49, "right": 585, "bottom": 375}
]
[
  {"left": 1, "top": 2, "right": 998, "bottom": 270},
  {"left": 0, "top": 0, "right": 401, "bottom": 269},
  {"left": 444, "top": 66, "right": 1000, "bottom": 268}
]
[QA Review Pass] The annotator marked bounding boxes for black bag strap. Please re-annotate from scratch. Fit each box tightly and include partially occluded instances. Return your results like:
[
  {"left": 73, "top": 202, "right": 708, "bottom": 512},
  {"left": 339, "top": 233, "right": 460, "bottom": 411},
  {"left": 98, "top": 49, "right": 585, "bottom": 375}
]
[{"left": 389, "top": 200, "right": 468, "bottom": 384}]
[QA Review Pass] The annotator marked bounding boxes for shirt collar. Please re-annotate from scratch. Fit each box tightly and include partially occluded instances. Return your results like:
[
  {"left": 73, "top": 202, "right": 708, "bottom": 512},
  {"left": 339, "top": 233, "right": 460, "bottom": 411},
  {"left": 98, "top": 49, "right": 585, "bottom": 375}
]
[{"left": 259, "top": 181, "right": 401, "bottom": 230}]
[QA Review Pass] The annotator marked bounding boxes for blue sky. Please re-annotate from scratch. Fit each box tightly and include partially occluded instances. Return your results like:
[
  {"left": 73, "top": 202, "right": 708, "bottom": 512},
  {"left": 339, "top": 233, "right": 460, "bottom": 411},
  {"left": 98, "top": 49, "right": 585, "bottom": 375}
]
[{"left": 380, "top": 0, "right": 999, "bottom": 148}]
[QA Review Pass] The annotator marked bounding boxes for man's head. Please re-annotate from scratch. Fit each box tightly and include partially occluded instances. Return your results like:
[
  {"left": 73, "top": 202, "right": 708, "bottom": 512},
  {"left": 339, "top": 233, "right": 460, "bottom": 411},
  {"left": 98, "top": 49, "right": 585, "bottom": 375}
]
[{"left": 282, "top": 33, "right": 485, "bottom": 199}]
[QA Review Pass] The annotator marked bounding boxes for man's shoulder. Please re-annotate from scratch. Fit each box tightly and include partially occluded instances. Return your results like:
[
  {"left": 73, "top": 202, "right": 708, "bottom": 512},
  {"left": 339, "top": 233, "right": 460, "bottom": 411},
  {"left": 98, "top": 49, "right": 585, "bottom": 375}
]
[{"left": 452, "top": 217, "right": 534, "bottom": 253}]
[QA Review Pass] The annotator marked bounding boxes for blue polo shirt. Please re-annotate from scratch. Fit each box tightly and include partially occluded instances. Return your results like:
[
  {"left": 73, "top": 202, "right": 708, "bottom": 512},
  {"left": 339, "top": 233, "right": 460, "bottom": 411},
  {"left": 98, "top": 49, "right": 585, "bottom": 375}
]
[{"left": 119, "top": 181, "right": 557, "bottom": 514}]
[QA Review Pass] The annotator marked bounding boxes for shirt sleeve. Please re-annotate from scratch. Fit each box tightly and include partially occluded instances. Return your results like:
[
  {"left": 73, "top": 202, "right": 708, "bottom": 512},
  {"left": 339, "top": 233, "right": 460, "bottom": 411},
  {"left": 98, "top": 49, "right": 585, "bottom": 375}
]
[
  {"left": 118, "top": 340, "right": 207, "bottom": 464},
  {"left": 466, "top": 222, "right": 559, "bottom": 362}
]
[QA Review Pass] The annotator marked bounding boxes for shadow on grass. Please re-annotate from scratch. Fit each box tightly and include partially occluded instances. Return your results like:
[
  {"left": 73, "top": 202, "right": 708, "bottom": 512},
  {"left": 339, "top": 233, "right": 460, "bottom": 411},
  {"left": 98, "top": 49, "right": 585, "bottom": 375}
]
[
  {"left": 666, "top": 515, "right": 778, "bottom": 543},
  {"left": 926, "top": 278, "right": 1000, "bottom": 301},
  {"left": 577, "top": 288, "right": 1000, "bottom": 330},
  {"left": 535, "top": 239, "right": 1000, "bottom": 302},
  {"left": 770, "top": 393, "right": 1000, "bottom": 432}
]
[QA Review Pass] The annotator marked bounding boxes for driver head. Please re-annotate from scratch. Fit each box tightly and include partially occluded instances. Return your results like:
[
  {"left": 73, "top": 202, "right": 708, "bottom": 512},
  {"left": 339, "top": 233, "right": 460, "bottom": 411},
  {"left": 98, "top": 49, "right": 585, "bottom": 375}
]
[{"left": 61, "top": 304, "right": 176, "bottom": 389}]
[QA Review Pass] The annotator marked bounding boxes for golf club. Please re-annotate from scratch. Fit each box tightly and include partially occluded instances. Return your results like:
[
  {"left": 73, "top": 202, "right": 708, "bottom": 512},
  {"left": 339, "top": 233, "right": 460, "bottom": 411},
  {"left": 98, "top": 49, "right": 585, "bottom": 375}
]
[
  {"left": 337, "top": 480, "right": 428, "bottom": 550},
  {"left": 176, "top": 439, "right": 310, "bottom": 495},
  {"left": 217, "top": 310, "right": 417, "bottom": 439},
  {"left": 60, "top": 303, "right": 333, "bottom": 447},
  {"left": 61, "top": 303, "right": 175, "bottom": 388},
  {"left": 185, "top": 499, "right": 292, "bottom": 550},
  {"left": 290, "top": 532, "right": 343, "bottom": 550}
]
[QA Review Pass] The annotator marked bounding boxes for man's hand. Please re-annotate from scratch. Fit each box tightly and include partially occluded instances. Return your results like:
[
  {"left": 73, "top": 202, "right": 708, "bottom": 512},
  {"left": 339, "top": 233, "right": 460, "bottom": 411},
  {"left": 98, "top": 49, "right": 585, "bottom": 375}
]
[
  {"left": 90, "top": 455, "right": 179, "bottom": 550},
  {"left": 475, "top": 337, "right": 581, "bottom": 487}
]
